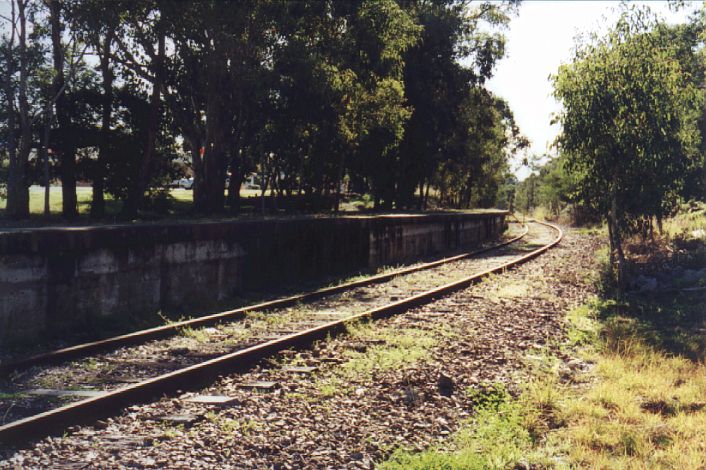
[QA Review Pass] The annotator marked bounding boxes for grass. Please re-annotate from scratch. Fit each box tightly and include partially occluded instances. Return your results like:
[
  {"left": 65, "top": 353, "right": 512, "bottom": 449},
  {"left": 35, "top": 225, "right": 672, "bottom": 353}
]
[
  {"left": 0, "top": 185, "right": 268, "bottom": 220},
  {"left": 314, "top": 321, "right": 439, "bottom": 398},
  {"left": 558, "top": 296, "right": 706, "bottom": 468},
  {"left": 179, "top": 326, "right": 212, "bottom": 343},
  {"left": 0, "top": 184, "right": 506, "bottom": 225},
  {"left": 382, "top": 293, "right": 706, "bottom": 469},
  {"left": 381, "top": 381, "right": 559, "bottom": 470},
  {"left": 204, "top": 411, "right": 260, "bottom": 436},
  {"left": 662, "top": 201, "right": 706, "bottom": 240},
  {"left": 340, "top": 322, "right": 438, "bottom": 377}
]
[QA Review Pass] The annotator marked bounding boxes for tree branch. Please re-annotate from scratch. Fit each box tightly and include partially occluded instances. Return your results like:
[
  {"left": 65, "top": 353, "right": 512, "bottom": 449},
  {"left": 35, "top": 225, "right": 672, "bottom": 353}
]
[
  {"left": 30, "top": 42, "right": 89, "bottom": 126},
  {"left": 112, "top": 34, "right": 155, "bottom": 82}
]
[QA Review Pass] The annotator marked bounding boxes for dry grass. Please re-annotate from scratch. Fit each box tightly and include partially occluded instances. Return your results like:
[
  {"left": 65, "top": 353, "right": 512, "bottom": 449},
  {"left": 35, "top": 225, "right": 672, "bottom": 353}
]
[{"left": 555, "top": 300, "right": 706, "bottom": 469}]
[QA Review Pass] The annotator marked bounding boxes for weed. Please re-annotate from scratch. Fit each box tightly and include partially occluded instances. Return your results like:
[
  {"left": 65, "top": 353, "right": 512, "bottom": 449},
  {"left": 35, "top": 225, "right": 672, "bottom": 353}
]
[
  {"left": 565, "top": 302, "right": 601, "bottom": 348},
  {"left": 205, "top": 411, "right": 260, "bottom": 435},
  {"left": 340, "top": 324, "right": 436, "bottom": 378},
  {"left": 315, "top": 376, "right": 349, "bottom": 398},
  {"left": 466, "top": 383, "right": 510, "bottom": 411},
  {"left": 381, "top": 396, "right": 535, "bottom": 470},
  {"left": 179, "top": 326, "right": 211, "bottom": 343},
  {"left": 161, "top": 424, "right": 184, "bottom": 440},
  {"left": 84, "top": 357, "right": 100, "bottom": 370}
]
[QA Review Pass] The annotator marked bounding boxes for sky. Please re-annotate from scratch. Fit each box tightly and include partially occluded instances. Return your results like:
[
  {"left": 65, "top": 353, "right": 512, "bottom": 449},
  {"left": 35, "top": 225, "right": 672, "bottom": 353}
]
[{"left": 486, "top": 1, "right": 701, "bottom": 180}]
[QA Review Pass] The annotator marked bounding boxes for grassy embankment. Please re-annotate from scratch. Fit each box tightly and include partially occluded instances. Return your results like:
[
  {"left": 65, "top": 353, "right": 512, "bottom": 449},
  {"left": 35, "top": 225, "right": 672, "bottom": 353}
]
[
  {"left": 0, "top": 187, "right": 268, "bottom": 219},
  {"left": 382, "top": 204, "right": 706, "bottom": 469},
  {"left": 0, "top": 187, "right": 504, "bottom": 223}
]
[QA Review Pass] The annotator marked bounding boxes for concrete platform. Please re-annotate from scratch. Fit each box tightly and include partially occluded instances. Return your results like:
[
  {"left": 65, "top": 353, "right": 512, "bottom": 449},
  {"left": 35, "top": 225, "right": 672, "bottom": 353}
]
[{"left": 0, "top": 211, "right": 507, "bottom": 348}]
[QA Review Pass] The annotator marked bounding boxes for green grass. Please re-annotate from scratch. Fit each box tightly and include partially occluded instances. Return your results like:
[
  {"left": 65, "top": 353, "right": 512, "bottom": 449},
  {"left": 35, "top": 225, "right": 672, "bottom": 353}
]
[
  {"left": 662, "top": 201, "right": 706, "bottom": 239},
  {"left": 313, "top": 321, "right": 439, "bottom": 398},
  {"left": 381, "top": 292, "right": 706, "bottom": 469},
  {"left": 557, "top": 295, "right": 706, "bottom": 468},
  {"left": 340, "top": 323, "right": 438, "bottom": 377},
  {"left": 204, "top": 411, "right": 260, "bottom": 436},
  {"left": 381, "top": 382, "right": 555, "bottom": 470},
  {"left": 179, "top": 326, "right": 212, "bottom": 343},
  {"left": 0, "top": 186, "right": 268, "bottom": 219}
]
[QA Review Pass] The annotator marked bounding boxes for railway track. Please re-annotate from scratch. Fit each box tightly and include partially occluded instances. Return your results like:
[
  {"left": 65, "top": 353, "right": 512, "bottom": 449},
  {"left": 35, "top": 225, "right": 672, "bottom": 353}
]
[{"left": 0, "top": 221, "right": 561, "bottom": 446}]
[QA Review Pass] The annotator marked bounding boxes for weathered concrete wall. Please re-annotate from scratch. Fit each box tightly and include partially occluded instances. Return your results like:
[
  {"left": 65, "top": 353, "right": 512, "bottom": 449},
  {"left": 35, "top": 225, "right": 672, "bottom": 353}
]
[{"left": 0, "top": 211, "right": 506, "bottom": 347}]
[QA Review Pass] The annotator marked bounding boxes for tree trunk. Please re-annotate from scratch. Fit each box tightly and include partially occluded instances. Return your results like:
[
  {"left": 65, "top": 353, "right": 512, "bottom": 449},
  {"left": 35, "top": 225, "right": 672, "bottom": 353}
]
[
  {"left": 7, "top": 0, "right": 30, "bottom": 219},
  {"left": 125, "top": 27, "right": 165, "bottom": 217},
  {"left": 49, "top": 0, "right": 78, "bottom": 219},
  {"left": 607, "top": 216, "right": 615, "bottom": 266},
  {"left": 202, "top": 100, "right": 228, "bottom": 213},
  {"left": 334, "top": 153, "right": 345, "bottom": 214},
  {"left": 701, "top": 105, "right": 705, "bottom": 200},
  {"left": 226, "top": 160, "right": 243, "bottom": 214},
  {"left": 610, "top": 190, "right": 625, "bottom": 294},
  {"left": 260, "top": 164, "right": 268, "bottom": 216},
  {"left": 3, "top": 1, "right": 22, "bottom": 219},
  {"left": 189, "top": 142, "right": 206, "bottom": 211},
  {"left": 41, "top": 102, "right": 53, "bottom": 216},
  {"left": 194, "top": 45, "right": 229, "bottom": 215},
  {"left": 91, "top": 28, "right": 114, "bottom": 218}
]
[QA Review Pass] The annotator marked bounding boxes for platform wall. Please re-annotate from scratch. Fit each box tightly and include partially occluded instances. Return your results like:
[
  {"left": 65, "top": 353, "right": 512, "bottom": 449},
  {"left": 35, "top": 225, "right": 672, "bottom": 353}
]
[{"left": 0, "top": 212, "right": 506, "bottom": 347}]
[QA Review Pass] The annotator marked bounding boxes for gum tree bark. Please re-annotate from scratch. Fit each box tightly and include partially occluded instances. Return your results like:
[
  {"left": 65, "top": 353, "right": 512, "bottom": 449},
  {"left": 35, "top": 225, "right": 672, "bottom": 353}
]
[
  {"left": 6, "top": 0, "right": 31, "bottom": 219},
  {"left": 49, "top": 0, "right": 78, "bottom": 219},
  {"left": 91, "top": 27, "right": 115, "bottom": 218}
]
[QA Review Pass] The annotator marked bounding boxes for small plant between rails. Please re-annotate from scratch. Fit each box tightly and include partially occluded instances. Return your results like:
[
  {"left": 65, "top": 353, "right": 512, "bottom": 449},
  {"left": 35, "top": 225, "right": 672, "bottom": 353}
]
[{"left": 0, "top": 222, "right": 560, "bottom": 446}]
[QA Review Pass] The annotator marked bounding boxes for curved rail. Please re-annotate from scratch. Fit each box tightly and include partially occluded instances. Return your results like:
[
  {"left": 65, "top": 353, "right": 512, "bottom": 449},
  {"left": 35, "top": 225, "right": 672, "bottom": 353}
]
[
  {"left": 0, "top": 222, "right": 561, "bottom": 446},
  {"left": 1, "top": 225, "right": 528, "bottom": 376}
]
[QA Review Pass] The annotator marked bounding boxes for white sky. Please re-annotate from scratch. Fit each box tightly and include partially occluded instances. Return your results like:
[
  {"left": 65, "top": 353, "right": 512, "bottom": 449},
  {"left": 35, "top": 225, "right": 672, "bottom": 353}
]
[{"left": 487, "top": 0, "right": 701, "bottom": 180}]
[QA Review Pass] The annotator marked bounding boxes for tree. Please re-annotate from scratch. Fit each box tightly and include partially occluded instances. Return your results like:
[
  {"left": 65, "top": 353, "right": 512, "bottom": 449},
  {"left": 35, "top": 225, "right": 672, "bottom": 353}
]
[
  {"left": 396, "top": 0, "right": 518, "bottom": 209},
  {"left": 0, "top": 0, "right": 526, "bottom": 220},
  {"left": 3, "top": 0, "right": 32, "bottom": 219},
  {"left": 553, "top": 6, "right": 702, "bottom": 288},
  {"left": 70, "top": 0, "right": 120, "bottom": 218}
]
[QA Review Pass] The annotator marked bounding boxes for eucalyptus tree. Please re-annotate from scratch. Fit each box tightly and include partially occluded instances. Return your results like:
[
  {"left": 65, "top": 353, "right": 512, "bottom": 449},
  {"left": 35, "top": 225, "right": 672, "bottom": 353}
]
[
  {"left": 2, "top": 0, "right": 37, "bottom": 219},
  {"left": 151, "top": 0, "right": 281, "bottom": 214},
  {"left": 435, "top": 89, "right": 526, "bottom": 208},
  {"left": 69, "top": 0, "right": 121, "bottom": 217},
  {"left": 269, "top": 0, "right": 419, "bottom": 211},
  {"left": 3, "top": 0, "right": 96, "bottom": 219},
  {"left": 553, "top": 6, "right": 702, "bottom": 287},
  {"left": 344, "top": 0, "right": 420, "bottom": 210},
  {"left": 396, "top": 0, "right": 519, "bottom": 209},
  {"left": 46, "top": 0, "right": 93, "bottom": 219}
]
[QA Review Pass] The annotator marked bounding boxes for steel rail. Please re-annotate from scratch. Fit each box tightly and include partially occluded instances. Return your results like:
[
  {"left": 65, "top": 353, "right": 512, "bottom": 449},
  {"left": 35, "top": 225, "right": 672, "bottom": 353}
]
[
  {"left": 1, "top": 225, "right": 528, "bottom": 376},
  {"left": 0, "top": 222, "right": 560, "bottom": 446}
]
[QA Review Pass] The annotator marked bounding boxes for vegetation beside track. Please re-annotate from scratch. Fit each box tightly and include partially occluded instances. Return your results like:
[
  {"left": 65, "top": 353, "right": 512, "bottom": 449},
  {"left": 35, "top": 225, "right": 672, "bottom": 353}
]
[{"left": 382, "top": 209, "right": 706, "bottom": 468}]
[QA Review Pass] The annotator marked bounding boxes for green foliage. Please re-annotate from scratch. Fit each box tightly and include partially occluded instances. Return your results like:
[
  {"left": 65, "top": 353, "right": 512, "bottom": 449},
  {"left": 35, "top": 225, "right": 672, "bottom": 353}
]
[
  {"left": 466, "top": 382, "right": 510, "bottom": 411},
  {"left": 553, "top": 5, "right": 703, "bottom": 228},
  {"left": 397, "top": 1, "right": 523, "bottom": 210},
  {"left": 1, "top": 0, "right": 522, "bottom": 220}
]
